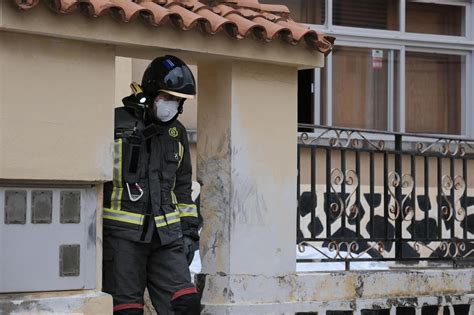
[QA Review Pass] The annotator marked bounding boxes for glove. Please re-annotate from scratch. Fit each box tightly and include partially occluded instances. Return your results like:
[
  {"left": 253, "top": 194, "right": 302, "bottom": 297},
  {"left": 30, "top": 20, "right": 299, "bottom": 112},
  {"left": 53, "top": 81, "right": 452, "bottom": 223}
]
[{"left": 183, "top": 236, "right": 199, "bottom": 265}]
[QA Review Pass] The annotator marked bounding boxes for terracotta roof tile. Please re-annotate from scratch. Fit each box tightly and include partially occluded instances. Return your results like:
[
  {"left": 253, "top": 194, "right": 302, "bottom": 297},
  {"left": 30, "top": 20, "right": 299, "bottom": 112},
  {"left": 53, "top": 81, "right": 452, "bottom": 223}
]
[
  {"left": 12, "top": 0, "right": 334, "bottom": 55},
  {"left": 137, "top": 1, "right": 179, "bottom": 26},
  {"left": 192, "top": 3, "right": 236, "bottom": 34}
]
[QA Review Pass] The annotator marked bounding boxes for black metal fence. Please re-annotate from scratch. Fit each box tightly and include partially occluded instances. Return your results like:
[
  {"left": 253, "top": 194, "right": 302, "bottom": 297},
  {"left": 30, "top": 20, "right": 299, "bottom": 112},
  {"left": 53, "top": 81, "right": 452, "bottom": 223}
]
[{"left": 297, "top": 124, "right": 474, "bottom": 267}]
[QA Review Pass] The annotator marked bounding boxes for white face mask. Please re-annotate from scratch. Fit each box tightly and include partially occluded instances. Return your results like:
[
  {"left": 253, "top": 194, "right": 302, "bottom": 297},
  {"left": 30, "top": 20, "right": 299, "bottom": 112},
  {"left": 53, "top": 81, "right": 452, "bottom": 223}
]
[{"left": 154, "top": 99, "right": 179, "bottom": 122}]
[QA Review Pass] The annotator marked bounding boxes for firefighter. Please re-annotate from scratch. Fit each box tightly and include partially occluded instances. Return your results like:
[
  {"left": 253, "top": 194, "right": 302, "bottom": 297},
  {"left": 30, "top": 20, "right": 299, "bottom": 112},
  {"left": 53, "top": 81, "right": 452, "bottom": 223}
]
[{"left": 102, "top": 55, "right": 200, "bottom": 315}]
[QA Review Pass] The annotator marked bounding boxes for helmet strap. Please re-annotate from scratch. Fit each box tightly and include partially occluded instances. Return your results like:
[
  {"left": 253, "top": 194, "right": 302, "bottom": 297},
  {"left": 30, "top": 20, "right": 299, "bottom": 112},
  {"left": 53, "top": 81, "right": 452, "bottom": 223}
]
[{"left": 178, "top": 99, "right": 185, "bottom": 114}]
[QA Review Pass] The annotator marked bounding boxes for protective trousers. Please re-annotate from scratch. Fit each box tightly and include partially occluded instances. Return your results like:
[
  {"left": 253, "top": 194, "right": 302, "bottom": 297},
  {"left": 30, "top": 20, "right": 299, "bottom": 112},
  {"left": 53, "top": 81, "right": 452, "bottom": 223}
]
[{"left": 102, "top": 234, "right": 200, "bottom": 315}]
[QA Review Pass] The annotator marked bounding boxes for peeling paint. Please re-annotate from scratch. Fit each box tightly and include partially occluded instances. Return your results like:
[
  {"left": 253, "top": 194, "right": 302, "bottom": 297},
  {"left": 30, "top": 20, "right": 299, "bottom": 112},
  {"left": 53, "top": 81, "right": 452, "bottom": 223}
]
[
  {"left": 354, "top": 275, "right": 364, "bottom": 298},
  {"left": 198, "top": 129, "right": 232, "bottom": 275}
]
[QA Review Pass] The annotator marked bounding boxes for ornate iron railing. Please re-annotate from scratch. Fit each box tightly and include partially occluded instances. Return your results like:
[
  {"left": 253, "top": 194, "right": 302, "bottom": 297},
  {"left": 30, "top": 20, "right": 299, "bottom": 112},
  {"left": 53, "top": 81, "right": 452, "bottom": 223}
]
[{"left": 297, "top": 124, "right": 474, "bottom": 268}]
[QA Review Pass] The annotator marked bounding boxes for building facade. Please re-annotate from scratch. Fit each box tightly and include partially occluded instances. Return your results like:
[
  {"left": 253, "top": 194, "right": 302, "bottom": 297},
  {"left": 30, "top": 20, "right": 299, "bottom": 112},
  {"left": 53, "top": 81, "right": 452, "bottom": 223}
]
[{"left": 1, "top": 0, "right": 473, "bottom": 314}]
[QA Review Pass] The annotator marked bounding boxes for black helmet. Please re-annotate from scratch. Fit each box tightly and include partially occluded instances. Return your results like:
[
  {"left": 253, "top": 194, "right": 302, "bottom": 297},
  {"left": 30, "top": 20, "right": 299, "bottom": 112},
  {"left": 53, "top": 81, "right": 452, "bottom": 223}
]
[{"left": 141, "top": 55, "right": 196, "bottom": 100}]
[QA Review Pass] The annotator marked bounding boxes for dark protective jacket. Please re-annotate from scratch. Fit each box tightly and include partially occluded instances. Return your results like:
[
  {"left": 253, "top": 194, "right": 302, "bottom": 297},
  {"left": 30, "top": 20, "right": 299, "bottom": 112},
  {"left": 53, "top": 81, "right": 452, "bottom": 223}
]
[{"left": 103, "top": 96, "right": 199, "bottom": 245}]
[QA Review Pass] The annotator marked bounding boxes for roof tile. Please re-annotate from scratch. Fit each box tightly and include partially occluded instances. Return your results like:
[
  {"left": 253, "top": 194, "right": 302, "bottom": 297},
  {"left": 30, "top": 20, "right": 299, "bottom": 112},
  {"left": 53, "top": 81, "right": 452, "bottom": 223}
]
[
  {"left": 12, "top": 0, "right": 334, "bottom": 55},
  {"left": 166, "top": 2, "right": 207, "bottom": 29},
  {"left": 137, "top": 1, "right": 179, "bottom": 26},
  {"left": 192, "top": 4, "right": 236, "bottom": 34}
]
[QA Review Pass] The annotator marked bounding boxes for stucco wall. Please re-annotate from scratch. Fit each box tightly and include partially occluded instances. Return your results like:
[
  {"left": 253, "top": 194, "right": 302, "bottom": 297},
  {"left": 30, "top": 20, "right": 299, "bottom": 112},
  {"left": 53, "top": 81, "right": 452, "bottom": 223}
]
[
  {"left": 197, "top": 60, "right": 299, "bottom": 308},
  {"left": 0, "top": 31, "right": 115, "bottom": 181}
]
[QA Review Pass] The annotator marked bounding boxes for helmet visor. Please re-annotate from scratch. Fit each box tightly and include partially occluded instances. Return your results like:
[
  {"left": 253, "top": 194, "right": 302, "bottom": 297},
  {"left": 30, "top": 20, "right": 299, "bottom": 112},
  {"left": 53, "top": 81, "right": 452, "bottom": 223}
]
[{"left": 162, "top": 65, "right": 196, "bottom": 97}]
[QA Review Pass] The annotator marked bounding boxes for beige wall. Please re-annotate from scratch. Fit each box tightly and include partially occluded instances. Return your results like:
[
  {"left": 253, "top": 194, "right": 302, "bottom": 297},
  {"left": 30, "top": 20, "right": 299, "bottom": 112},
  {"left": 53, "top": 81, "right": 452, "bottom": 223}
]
[
  {"left": 197, "top": 60, "right": 298, "bottom": 279},
  {"left": 0, "top": 31, "right": 115, "bottom": 181},
  {"left": 115, "top": 57, "right": 132, "bottom": 107}
]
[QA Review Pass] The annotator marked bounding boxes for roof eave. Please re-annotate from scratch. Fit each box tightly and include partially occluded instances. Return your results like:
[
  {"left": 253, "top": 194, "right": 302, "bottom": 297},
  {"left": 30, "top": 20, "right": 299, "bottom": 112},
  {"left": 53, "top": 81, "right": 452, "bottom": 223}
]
[{"left": 0, "top": 1, "right": 325, "bottom": 68}]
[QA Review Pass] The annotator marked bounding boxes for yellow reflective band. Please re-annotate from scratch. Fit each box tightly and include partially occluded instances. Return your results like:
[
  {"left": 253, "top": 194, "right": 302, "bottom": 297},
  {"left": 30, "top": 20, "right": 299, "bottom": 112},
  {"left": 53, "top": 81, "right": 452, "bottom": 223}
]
[
  {"left": 117, "top": 188, "right": 123, "bottom": 211},
  {"left": 117, "top": 139, "right": 123, "bottom": 188},
  {"left": 171, "top": 142, "right": 183, "bottom": 204},
  {"left": 155, "top": 210, "right": 181, "bottom": 228},
  {"left": 104, "top": 208, "right": 144, "bottom": 218},
  {"left": 177, "top": 142, "right": 184, "bottom": 167},
  {"left": 177, "top": 204, "right": 198, "bottom": 218},
  {"left": 155, "top": 210, "right": 180, "bottom": 221},
  {"left": 171, "top": 191, "right": 178, "bottom": 205},
  {"left": 156, "top": 218, "right": 181, "bottom": 228},
  {"left": 103, "top": 208, "right": 144, "bottom": 225},
  {"left": 111, "top": 139, "right": 123, "bottom": 210}
]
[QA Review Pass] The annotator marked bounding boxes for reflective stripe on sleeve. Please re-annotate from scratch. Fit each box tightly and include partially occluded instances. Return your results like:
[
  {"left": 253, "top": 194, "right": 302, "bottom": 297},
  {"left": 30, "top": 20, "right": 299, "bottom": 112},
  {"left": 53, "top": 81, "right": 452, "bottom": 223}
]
[
  {"left": 103, "top": 208, "right": 144, "bottom": 225},
  {"left": 177, "top": 203, "right": 198, "bottom": 218},
  {"left": 171, "top": 142, "right": 183, "bottom": 204},
  {"left": 155, "top": 210, "right": 181, "bottom": 228},
  {"left": 111, "top": 139, "right": 123, "bottom": 210},
  {"left": 177, "top": 141, "right": 184, "bottom": 168}
]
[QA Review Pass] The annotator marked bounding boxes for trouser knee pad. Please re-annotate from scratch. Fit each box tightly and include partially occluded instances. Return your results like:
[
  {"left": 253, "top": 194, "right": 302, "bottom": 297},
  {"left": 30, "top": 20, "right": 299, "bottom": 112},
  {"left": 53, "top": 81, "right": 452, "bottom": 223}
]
[{"left": 171, "top": 287, "right": 201, "bottom": 315}]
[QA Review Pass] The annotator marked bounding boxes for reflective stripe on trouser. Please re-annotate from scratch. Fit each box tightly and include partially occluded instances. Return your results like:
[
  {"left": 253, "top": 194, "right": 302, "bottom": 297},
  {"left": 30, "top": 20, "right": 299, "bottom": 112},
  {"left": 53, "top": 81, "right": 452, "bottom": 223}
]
[
  {"left": 103, "top": 208, "right": 144, "bottom": 225},
  {"left": 155, "top": 210, "right": 181, "bottom": 228},
  {"left": 111, "top": 139, "right": 123, "bottom": 210},
  {"left": 177, "top": 204, "right": 198, "bottom": 218},
  {"left": 113, "top": 303, "right": 144, "bottom": 312}
]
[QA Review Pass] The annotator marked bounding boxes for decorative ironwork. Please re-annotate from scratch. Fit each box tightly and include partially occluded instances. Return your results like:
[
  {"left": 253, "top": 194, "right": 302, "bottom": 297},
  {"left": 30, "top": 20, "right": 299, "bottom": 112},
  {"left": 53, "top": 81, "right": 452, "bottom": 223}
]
[
  {"left": 344, "top": 170, "right": 359, "bottom": 220},
  {"left": 453, "top": 176, "right": 467, "bottom": 222},
  {"left": 401, "top": 174, "right": 415, "bottom": 221},
  {"left": 387, "top": 172, "right": 400, "bottom": 220},
  {"left": 297, "top": 124, "right": 474, "bottom": 267},
  {"left": 414, "top": 241, "right": 472, "bottom": 259},
  {"left": 416, "top": 139, "right": 466, "bottom": 157},
  {"left": 441, "top": 175, "right": 466, "bottom": 222},
  {"left": 329, "top": 168, "right": 345, "bottom": 219},
  {"left": 298, "top": 241, "right": 385, "bottom": 260},
  {"left": 386, "top": 172, "right": 414, "bottom": 221},
  {"left": 329, "top": 168, "right": 359, "bottom": 219},
  {"left": 300, "top": 129, "right": 384, "bottom": 151}
]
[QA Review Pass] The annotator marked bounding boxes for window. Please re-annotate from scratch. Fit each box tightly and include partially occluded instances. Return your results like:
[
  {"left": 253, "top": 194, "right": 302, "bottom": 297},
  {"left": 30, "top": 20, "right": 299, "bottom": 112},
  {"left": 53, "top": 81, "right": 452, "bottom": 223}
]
[
  {"left": 333, "top": 0, "right": 399, "bottom": 30},
  {"left": 406, "top": 1, "right": 465, "bottom": 36},
  {"left": 260, "top": 0, "right": 325, "bottom": 25},
  {"left": 295, "top": 0, "right": 470, "bottom": 136},
  {"left": 330, "top": 46, "right": 399, "bottom": 131},
  {"left": 405, "top": 52, "right": 463, "bottom": 134}
]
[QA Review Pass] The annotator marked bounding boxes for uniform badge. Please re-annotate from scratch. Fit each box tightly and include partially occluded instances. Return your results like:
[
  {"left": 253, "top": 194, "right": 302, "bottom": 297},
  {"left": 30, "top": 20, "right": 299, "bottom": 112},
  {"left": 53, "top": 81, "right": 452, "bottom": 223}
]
[{"left": 169, "top": 127, "right": 178, "bottom": 138}]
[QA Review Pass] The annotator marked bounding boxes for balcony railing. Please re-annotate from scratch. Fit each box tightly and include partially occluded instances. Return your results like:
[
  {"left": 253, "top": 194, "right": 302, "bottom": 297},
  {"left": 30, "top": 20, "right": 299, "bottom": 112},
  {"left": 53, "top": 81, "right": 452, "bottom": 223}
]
[{"left": 297, "top": 124, "right": 474, "bottom": 269}]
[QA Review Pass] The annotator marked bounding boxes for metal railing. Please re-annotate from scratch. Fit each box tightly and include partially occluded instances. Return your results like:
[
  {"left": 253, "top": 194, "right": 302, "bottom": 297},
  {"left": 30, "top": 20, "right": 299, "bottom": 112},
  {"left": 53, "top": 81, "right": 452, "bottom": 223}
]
[{"left": 296, "top": 124, "right": 474, "bottom": 268}]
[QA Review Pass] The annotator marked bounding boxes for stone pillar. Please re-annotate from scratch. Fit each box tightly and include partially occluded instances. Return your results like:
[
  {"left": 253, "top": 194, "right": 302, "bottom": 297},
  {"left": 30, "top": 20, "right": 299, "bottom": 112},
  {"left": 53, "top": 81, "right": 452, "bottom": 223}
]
[{"left": 197, "top": 60, "right": 298, "bottom": 312}]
